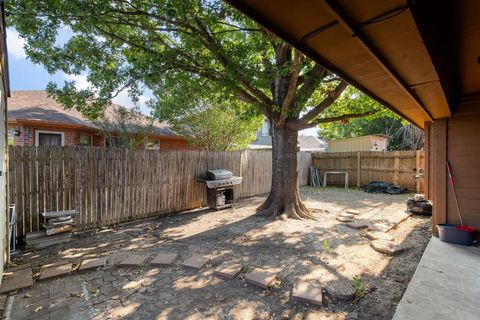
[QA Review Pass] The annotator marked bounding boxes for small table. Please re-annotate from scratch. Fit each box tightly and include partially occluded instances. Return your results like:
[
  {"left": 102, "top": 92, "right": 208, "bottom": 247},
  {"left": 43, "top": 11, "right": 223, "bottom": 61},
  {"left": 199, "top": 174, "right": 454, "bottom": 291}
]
[{"left": 323, "top": 171, "right": 349, "bottom": 189}]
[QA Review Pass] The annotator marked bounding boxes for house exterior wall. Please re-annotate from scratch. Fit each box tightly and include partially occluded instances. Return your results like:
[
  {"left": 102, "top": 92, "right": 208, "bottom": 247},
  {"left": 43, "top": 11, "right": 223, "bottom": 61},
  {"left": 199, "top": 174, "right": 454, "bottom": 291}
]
[
  {"left": 9, "top": 123, "right": 189, "bottom": 150},
  {"left": 0, "top": 4, "right": 8, "bottom": 285},
  {"left": 328, "top": 135, "right": 389, "bottom": 152},
  {"left": 250, "top": 119, "right": 272, "bottom": 146},
  {"left": 427, "top": 100, "right": 480, "bottom": 238},
  {"left": 9, "top": 123, "right": 102, "bottom": 147},
  {"left": 156, "top": 137, "right": 189, "bottom": 150}
]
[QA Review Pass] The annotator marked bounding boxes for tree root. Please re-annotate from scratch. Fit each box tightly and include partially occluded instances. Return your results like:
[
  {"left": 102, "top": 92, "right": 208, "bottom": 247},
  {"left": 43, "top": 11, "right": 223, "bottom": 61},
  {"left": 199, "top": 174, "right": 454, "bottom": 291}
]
[{"left": 256, "top": 196, "right": 318, "bottom": 220}]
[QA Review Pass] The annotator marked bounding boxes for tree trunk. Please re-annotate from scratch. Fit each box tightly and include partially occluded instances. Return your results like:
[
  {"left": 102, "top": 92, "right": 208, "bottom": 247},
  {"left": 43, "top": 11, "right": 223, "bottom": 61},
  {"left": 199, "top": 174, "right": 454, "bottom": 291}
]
[{"left": 257, "top": 124, "right": 315, "bottom": 219}]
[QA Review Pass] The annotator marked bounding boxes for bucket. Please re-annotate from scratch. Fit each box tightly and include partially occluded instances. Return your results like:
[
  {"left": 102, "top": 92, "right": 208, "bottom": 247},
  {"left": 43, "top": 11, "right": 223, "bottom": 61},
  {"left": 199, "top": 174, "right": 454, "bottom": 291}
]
[{"left": 436, "top": 224, "right": 476, "bottom": 246}]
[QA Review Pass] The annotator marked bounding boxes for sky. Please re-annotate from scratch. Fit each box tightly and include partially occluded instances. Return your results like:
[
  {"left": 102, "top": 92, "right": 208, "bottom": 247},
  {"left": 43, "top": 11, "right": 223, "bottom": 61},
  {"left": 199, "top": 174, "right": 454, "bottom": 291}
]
[{"left": 7, "top": 28, "right": 318, "bottom": 137}]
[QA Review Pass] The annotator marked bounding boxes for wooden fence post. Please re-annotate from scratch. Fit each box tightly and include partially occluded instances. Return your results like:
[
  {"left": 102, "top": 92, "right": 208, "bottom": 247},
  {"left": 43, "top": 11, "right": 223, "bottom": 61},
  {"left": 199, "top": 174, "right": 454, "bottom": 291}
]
[
  {"left": 393, "top": 153, "right": 400, "bottom": 185},
  {"left": 415, "top": 150, "right": 421, "bottom": 193},
  {"left": 356, "top": 152, "right": 361, "bottom": 187}
]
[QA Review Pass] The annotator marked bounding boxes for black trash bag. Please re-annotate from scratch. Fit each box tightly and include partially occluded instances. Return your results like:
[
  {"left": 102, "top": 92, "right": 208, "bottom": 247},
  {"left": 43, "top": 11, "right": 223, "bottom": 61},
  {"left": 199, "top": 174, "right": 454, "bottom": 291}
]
[
  {"left": 364, "top": 181, "right": 390, "bottom": 193},
  {"left": 364, "top": 181, "right": 408, "bottom": 194}
]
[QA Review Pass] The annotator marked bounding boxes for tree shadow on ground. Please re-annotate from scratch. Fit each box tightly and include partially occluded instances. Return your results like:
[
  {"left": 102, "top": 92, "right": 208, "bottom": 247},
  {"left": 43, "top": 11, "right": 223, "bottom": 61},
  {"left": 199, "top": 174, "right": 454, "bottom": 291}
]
[{"left": 10, "top": 189, "right": 431, "bottom": 320}]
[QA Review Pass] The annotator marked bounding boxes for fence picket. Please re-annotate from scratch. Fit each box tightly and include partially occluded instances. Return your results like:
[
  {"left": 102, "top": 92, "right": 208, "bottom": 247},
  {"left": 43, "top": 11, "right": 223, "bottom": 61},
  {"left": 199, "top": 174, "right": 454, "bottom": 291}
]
[{"left": 9, "top": 146, "right": 316, "bottom": 238}]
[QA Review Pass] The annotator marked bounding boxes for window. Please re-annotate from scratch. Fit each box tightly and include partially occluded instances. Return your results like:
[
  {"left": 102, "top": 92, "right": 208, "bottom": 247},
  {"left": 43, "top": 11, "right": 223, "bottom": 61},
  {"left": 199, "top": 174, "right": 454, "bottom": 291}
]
[
  {"left": 35, "top": 130, "right": 64, "bottom": 146},
  {"left": 261, "top": 120, "right": 270, "bottom": 136},
  {"left": 105, "top": 136, "right": 128, "bottom": 148},
  {"left": 79, "top": 134, "right": 92, "bottom": 146}
]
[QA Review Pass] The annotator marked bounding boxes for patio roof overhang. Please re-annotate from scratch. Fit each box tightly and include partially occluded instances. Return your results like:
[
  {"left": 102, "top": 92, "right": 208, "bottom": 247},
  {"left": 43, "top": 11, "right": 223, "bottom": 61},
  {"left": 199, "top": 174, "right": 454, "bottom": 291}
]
[{"left": 225, "top": 0, "right": 480, "bottom": 128}]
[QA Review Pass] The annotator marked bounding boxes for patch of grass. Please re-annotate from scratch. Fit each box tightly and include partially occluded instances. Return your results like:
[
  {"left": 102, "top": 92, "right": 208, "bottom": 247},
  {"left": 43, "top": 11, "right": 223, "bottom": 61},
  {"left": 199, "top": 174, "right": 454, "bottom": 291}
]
[
  {"left": 322, "top": 239, "right": 331, "bottom": 252},
  {"left": 352, "top": 275, "right": 366, "bottom": 298}
]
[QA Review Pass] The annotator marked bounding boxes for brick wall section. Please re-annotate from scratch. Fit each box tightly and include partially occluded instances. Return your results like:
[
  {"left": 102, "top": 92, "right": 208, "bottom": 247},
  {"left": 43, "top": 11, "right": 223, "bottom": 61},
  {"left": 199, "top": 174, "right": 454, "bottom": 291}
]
[
  {"left": 10, "top": 124, "right": 102, "bottom": 146},
  {"left": 12, "top": 124, "right": 33, "bottom": 146},
  {"left": 65, "top": 129, "right": 78, "bottom": 145},
  {"left": 10, "top": 123, "right": 188, "bottom": 149},
  {"left": 158, "top": 137, "right": 189, "bottom": 150}
]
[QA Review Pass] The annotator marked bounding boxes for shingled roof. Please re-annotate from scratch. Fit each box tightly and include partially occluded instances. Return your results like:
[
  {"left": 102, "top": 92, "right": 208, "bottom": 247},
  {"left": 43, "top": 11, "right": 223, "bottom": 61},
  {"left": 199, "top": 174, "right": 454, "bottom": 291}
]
[{"left": 8, "top": 90, "right": 177, "bottom": 137}]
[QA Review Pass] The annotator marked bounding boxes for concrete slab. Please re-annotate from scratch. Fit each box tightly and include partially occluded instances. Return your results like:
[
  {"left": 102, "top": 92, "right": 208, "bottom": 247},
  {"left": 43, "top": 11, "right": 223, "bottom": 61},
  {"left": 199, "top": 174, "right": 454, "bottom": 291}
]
[
  {"left": 393, "top": 237, "right": 480, "bottom": 320},
  {"left": 214, "top": 262, "right": 243, "bottom": 279},
  {"left": 150, "top": 253, "right": 178, "bottom": 266},
  {"left": 39, "top": 263, "right": 72, "bottom": 281},
  {"left": 370, "top": 239, "right": 404, "bottom": 255},
  {"left": 245, "top": 268, "right": 277, "bottom": 288},
  {"left": 336, "top": 216, "right": 354, "bottom": 223},
  {"left": 120, "top": 254, "right": 148, "bottom": 267},
  {"left": 42, "top": 260, "right": 70, "bottom": 269},
  {"left": 364, "top": 231, "right": 394, "bottom": 241},
  {"left": 346, "top": 209, "right": 361, "bottom": 215},
  {"left": 338, "top": 213, "right": 355, "bottom": 219},
  {"left": 0, "top": 267, "right": 33, "bottom": 293},
  {"left": 79, "top": 257, "right": 107, "bottom": 272},
  {"left": 5, "top": 263, "right": 31, "bottom": 272},
  {"left": 182, "top": 255, "right": 210, "bottom": 270},
  {"left": 292, "top": 281, "right": 323, "bottom": 306},
  {"left": 369, "top": 223, "right": 390, "bottom": 232},
  {"left": 345, "top": 221, "right": 369, "bottom": 229}
]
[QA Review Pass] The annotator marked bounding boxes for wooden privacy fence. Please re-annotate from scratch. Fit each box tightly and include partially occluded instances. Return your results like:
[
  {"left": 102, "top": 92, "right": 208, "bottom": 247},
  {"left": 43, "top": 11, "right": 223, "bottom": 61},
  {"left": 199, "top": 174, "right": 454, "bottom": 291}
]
[
  {"left": 8, "top": 146, "right": 312, "bottom": 238},
  {"left": 312, "top": 150, "right": 424, "bottom": 192}
]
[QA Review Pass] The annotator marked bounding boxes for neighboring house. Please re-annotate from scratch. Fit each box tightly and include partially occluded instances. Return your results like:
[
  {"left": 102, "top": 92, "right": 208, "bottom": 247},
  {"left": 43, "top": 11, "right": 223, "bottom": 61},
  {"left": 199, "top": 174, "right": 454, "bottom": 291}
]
[
  {"left": 249, "top": 119, "right": 327, "bottom": 151},
  {"left": 0, "top": 2, "right": 9, "bottom": 285},
  {"left": 328, "top": 134, "right": 389, "bottom": 152},
  {"left": 298, "top": 135, "right": 327, "bottom": 152},
  {"left": 7, "top": 90, "right": 189, "bottom": 150},
  {"left": 249, "top": 118, "right": 272, "bottom": 148}
]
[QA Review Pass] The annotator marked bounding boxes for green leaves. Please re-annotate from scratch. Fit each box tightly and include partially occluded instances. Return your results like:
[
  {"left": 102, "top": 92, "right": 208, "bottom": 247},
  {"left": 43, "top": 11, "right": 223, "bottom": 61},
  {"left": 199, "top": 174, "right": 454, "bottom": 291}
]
[
  {"left": 8, "top": 0, "right": 382, "bottom": 143},
  {"left": 170, "top": 103, "right": 263, "bottom": 150}
]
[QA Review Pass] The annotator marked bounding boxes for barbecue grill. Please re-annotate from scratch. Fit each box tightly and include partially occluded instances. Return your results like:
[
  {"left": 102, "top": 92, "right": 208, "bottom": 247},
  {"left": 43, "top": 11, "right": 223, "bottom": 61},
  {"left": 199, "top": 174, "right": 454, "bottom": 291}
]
[{"left": 198, "top": 170, "right": 242, "bottom": 210}]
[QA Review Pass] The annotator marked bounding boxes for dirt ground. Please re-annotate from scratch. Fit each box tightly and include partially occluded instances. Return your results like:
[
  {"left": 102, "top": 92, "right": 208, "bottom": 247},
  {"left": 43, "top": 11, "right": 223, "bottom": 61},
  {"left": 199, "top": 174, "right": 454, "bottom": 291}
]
[{"left": 3, "top": 187, "right": 431, "bottom": 320}]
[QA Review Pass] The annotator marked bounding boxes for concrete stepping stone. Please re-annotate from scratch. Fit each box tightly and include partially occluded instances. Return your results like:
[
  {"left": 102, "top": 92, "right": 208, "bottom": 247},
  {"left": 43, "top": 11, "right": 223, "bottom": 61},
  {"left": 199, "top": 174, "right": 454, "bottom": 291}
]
[
  {"left": 119, "top": 254, "right": 148, "bottom": 267},
  {"left": 42, "top": 260, "right": 70, "bottom": 269},
  {"left": 364, "top": 231, "right": 394, "bottom": 241},
  {"left": 338, "top": 213, "right": 355, "bottom": 219},
  {"left": 245, "top": 268, "right": 277, "bottom": 288},
  {"left": 336, "top": 216, "right": 354, "bottom": 223},
  {"left": 0, "top": 266, "right": 33, "bottom": 293},
  {"left": 150, "top": 253, "right": 178, "bottom": 266},
  {"left": 370, "top": 239, "right": 405, "bottom": 255},
  {"left": 369, "top": 223, "right": 391, "bottom": 232},
  {"left": 214, "top": 262, "right": 243, "bottom": 279},
  {"left": 345, "top": 221, "right": 369, "bottom": 229},
  {"left": 5, "top": 263, "right": 31, "bottom": 272},
  {"left": 346, "top": 209, "right": 361, "bottom": 215},
  {"left": 182, "top": 255, "right": 210, "bottom": 270},
  {"left": 39, "top": 263, "right": 72, "bottom": 281},
  {"left": 78, "top": 257, "right": 107, "bottom": 272},
  {"left": 292, "top": 281, "right": 323, "bottom": 306},
  {"left": 325, "top": 280, "right": 356, "bottom": 300}
]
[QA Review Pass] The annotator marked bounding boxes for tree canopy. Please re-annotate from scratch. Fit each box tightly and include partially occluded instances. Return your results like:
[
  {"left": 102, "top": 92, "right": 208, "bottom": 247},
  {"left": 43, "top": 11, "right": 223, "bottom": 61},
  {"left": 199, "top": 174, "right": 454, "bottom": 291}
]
[
  {"left": 318, "top": 87, "right": 423, "bottom": 150},
  {"left": 167, "top": 102, "right": 262, "bottom": 150},
  {"left": 8, "top": 0, "right": 378, "bottom": 127}
]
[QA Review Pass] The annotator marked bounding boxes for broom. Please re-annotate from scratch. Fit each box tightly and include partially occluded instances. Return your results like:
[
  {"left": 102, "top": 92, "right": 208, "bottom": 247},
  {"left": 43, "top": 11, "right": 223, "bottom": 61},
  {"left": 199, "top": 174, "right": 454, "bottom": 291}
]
[{"left": 446, "top": 161, "right": 476, "bottom": 233}]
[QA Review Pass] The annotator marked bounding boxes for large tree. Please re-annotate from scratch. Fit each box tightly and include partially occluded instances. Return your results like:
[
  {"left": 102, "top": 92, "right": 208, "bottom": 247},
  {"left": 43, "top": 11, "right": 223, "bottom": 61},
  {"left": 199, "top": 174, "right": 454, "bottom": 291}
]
[{"left": 9, "top": 0, "right": 377, "bottom": 219}]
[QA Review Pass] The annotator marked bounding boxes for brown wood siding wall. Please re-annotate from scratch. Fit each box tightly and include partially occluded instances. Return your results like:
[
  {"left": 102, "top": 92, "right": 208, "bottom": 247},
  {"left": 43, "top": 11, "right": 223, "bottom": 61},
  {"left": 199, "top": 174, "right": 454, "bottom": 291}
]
[
  {"left": 8, "top": 147, "right": 312, "bottom": 238},
  {"left": 446, "top": 102, "right": 480, "bottom": 228}
]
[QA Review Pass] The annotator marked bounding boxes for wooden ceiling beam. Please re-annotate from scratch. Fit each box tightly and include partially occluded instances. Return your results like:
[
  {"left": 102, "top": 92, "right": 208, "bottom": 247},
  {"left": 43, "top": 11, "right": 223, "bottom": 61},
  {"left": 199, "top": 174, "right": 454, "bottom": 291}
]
[
  {"left": 224, "top": 0, "right": 423, "bottom": 127},
  {"left": 319, "top": 0, "right": 433, "bottom": 121}
]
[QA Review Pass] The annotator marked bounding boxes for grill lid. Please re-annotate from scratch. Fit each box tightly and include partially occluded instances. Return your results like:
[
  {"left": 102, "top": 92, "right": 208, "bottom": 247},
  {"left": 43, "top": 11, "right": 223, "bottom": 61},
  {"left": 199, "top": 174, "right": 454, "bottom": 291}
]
[{"left": 206, "top": 170, "right": 233, "bottom": 180}]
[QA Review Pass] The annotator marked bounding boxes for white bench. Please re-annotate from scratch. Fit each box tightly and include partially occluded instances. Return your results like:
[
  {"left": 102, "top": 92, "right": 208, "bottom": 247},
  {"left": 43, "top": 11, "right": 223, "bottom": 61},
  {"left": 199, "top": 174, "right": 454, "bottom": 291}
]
[{"left": 323, "top": 171, "right": 349, "bottom": 189}]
